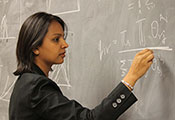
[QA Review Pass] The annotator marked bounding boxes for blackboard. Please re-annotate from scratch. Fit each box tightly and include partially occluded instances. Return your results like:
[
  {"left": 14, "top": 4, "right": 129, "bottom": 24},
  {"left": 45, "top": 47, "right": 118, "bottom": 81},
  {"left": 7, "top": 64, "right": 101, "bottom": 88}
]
[{"left": 0, "top": 0, "right": 175, "bottom": 120}]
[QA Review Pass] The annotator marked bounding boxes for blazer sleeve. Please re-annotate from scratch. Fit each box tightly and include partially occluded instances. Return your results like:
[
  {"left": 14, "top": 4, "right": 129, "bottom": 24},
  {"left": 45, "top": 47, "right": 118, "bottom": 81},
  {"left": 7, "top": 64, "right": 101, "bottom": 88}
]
[{"left": 30, "top": 77, "right": 137, "bottom": 120}]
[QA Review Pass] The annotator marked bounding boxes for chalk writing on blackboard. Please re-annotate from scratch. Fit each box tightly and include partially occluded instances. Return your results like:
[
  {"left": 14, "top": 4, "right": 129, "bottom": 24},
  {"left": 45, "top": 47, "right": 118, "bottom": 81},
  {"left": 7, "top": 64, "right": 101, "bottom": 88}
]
[
  {"left": 0, "top": 15, "right": 16, "bottom": 46},
  {"left": 128, "top": 0, "right": 155, "bottom": 13},
  {"left": 49, "top": 63, "right": 71, "bottom": 88},
  {"left": 54, "top": 0, "right": 80, "bottom": 15},
  {"left": 0, "top": 64, "right": 15, "bottom": 102},
  {"left": 119, "top": 55, "right": 165, "bottom": 78}
]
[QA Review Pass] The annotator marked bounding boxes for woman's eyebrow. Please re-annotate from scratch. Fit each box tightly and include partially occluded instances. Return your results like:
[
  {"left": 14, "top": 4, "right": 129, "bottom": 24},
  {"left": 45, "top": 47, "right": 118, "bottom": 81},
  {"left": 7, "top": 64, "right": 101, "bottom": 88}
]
[{"left": 52, "top": 33, "right": 63, "bottom": 36}]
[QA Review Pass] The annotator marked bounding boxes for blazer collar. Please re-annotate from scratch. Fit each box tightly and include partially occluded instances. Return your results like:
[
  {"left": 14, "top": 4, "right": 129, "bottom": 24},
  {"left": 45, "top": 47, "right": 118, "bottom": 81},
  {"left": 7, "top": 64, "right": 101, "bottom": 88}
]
[{"left": 32, "top": 63, "right": 46, "bottom": 77}]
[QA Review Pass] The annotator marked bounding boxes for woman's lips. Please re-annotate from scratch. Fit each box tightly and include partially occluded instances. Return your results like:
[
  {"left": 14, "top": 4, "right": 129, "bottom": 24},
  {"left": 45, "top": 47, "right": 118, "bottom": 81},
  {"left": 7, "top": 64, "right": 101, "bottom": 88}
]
[{"left": 60, "top": 52, "right": 66, "bottom": 57}]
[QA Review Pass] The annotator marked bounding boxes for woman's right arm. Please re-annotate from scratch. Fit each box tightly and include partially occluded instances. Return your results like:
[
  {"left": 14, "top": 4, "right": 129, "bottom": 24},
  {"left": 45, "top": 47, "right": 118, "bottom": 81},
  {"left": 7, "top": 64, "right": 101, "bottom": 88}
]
[
  {"left": 30, "top": 49, "right": 154, "bottom": 120},
  {"left": 123, "top": 49, "right": 154, "bottom": 90},
  {"left": 31, "top": 77, "right": 137, "bottom": 120}
]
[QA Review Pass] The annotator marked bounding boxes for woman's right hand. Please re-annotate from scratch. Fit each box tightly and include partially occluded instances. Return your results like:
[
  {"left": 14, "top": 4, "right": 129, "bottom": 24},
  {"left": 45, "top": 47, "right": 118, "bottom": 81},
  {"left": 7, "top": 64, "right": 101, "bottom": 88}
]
[{"left": 123, "top": 49, "right": 154, "bottom": 89}]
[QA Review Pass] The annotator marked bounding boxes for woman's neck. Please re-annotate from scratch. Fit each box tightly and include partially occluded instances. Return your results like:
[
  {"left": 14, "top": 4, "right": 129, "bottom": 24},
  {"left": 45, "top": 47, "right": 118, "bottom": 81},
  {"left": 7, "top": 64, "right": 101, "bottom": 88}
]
[{"left": 34, "top": 61, "right": 51, "bottom": 77}]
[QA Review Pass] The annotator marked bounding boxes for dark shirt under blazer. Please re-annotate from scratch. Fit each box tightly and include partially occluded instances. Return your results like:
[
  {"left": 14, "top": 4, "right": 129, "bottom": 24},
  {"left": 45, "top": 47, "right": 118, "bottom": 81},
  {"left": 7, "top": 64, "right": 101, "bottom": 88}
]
[{"left": 9, "top": 64, "right": 137, "bottom": 120}]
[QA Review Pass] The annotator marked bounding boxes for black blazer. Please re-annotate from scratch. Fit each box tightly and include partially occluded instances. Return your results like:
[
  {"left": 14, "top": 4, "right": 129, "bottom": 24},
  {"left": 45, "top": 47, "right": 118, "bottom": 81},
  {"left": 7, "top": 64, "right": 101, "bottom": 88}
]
[{"left": 9, "top": 64, "right": 137, "bottom": 120}]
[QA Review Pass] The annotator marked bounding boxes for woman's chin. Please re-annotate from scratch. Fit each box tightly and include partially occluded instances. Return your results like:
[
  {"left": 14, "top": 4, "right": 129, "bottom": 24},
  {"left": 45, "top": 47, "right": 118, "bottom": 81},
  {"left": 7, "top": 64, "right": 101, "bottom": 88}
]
[{"left": 55, "top": 59, "right": 64, "bottom": 64}]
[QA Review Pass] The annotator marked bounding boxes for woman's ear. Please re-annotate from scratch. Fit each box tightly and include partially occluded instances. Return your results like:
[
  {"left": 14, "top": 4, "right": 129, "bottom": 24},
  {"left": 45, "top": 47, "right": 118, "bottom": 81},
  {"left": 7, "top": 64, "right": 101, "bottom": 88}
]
[{"left": 33, "top": 48, "right": 40, "bottom": 56}]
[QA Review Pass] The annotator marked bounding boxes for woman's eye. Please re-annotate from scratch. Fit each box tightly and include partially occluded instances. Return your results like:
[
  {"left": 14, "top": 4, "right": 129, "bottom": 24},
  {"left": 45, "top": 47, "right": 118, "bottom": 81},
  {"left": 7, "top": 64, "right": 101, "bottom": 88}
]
[{"left": 53, "top": 37, "right": 60, "bottom": 42}]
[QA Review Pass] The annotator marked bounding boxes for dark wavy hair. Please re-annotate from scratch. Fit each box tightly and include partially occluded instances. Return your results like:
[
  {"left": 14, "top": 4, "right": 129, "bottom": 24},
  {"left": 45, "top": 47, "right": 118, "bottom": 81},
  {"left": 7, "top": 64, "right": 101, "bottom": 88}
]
[{"left": 13, "top": 12, "right": 68, "bottom": 76}]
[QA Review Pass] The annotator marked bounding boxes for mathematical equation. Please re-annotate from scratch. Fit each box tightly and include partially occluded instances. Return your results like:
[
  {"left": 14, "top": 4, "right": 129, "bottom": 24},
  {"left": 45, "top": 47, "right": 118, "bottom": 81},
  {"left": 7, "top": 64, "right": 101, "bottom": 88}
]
[
  {"left": 120, "top": 55, "right": 164, "bottom": 78},
  {"left": 128, "top": 0, "right": 155, "bottom": 14},
  {"left": 98, "top": 0, "right": 171, "bottom": 60},
  {"left": 98, "top": 0, "right": 173, "bottom": 78}
]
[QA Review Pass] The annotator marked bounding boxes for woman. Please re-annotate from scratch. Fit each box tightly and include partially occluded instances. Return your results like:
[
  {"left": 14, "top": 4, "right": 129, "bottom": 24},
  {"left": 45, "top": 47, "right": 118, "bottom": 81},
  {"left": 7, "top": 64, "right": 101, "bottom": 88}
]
[{"left": 9, "top": 12, "right": 154, "bottom": 120}]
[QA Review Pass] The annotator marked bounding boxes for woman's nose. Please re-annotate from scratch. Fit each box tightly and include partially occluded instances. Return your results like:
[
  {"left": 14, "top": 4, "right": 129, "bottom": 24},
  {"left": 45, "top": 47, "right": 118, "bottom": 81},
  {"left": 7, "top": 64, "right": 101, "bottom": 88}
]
[{"left": 61, "top": 40, "right": 69, "bottom": 49}]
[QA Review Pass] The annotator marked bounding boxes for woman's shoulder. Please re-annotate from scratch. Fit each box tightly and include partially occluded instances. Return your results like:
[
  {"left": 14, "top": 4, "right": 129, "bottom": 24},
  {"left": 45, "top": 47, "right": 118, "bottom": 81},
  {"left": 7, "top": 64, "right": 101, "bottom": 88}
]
[
  {"left": 18, "top": 73, "right": 58, "bottom": 88},
  {"left": 16, "top": 72, "right": 62, "bottom": 97},
  {"left": 14, "top": 72, "right": 59, "bottom": 94},
  {"left": 20, "top": 72, "right": 48, "bottom": 81},
  {"left": 11, "top": 72, "right": 63, "bottom": 110}
]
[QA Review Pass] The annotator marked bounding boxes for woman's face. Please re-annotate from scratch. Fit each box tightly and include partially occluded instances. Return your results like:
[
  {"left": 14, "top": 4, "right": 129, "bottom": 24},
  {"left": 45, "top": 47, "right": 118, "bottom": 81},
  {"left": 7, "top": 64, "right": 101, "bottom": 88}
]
[{"left": 34, "top": 20, "right": 69, "bottom": 67}]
